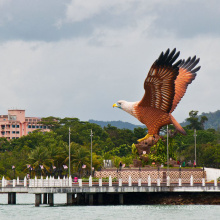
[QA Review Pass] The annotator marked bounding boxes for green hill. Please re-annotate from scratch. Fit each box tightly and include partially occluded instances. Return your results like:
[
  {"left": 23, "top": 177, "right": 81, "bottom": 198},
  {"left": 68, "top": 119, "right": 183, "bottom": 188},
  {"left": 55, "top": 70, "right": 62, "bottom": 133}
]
[
  {"left": 181, "top": 110, "right": 220, "bottom": 130},
  {"left": 88, "top": 120, "right": 145, "bottom": 130},
  {"left": 91, "top": 110, "right": 220, "bottom": 131}
]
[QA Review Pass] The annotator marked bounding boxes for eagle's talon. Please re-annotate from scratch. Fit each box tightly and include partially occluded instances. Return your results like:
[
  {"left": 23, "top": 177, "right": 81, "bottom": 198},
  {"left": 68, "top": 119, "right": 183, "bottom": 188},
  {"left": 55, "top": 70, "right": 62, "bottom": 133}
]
[{"left": 137, "top": 134, "right": 153, "bottom": 142}]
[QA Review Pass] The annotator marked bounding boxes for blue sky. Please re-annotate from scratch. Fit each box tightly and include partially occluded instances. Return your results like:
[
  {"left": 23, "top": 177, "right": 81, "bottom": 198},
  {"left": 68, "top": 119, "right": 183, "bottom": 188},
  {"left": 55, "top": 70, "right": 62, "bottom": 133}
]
[{"left": 0, "top": 0, "right": 219, "bottom": 125}]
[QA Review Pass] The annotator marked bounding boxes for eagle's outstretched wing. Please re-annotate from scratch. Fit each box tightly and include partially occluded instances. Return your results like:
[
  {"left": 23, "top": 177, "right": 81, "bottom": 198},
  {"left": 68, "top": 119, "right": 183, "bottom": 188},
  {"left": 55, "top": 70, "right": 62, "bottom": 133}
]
[
  {"left": 138, "top": 48, "right": 182, "bottom": 113},
  {"left": 170, "top": 57, "right": 200, "bottom": 113}
]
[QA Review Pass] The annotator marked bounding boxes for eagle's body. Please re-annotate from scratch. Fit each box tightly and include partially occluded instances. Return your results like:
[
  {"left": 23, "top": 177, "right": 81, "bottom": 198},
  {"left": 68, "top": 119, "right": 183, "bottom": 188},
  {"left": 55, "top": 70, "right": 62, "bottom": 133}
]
[{"left": 113, "top": 48, "right": 200, "bottom": 142}]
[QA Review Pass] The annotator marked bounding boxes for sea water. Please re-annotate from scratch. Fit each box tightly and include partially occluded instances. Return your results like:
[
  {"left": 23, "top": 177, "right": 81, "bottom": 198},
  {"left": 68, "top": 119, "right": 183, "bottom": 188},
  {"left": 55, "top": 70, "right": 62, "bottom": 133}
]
[{"left": 0, "top": 194, "right": 220, "bottom": 220}]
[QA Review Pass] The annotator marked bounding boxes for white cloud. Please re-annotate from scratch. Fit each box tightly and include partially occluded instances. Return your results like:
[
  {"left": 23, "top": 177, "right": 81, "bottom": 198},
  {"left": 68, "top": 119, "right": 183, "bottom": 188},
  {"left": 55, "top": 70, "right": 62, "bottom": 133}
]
[
  {"left": 1, "top": 31, "right": 220, "bottom": 125},
  {"left": 0, "top": 0, "right": 220, "bottom": 126},
  {"left": 64, "top": 0, "right": 136, "bottom": 23}
]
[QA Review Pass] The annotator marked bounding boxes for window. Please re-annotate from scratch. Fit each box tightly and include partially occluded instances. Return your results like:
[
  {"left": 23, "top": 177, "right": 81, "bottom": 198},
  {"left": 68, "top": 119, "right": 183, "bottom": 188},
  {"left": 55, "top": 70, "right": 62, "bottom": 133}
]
[{"left": 12, "top": 125, "right": 15, "bottom": 128}]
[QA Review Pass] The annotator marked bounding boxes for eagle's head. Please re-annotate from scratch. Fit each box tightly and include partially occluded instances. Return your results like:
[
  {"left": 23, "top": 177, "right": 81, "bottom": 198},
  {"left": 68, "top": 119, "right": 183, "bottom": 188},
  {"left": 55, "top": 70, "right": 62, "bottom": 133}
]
[
  {"left": 113, "top": 100, "right": 136, "bottom": 116},
  {"left": 113, "top": 100, "right": 128, "bottom": 110}
]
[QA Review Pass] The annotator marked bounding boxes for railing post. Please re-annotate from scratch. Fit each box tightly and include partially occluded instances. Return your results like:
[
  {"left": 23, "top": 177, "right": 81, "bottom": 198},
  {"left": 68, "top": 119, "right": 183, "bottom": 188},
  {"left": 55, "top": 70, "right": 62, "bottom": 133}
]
[
  {"left": 109, "top": 176, "right": 112, "bottom": 187},
  {"left": 69, "top": 176, "right": 72, "bottom": 187},
  {"left": 89, "top": 175, "right": 92, "bottom": 187},
  {"left": 119, "top": 179, "right": 122, "bottom": 186},
  {"left": 52, "top": 176, "right": 55, "bottom": 187},
  {"left": 138, "top": 178, "right": 141, "bottom": 187},
  {"left": 17, "top": 177, "right": 19, "bottom": 185},
  {"left": 49, "top": 176, "right": 52, "bottom": 187},
  {"left": 24, "top": 176, "right": 27, "bottom": 187},
  {"left": 178, "top": 178, "right": 182, "bottom": 186},
  {"left": 99, "top": 178, "right": 102, "bottom": 187},
  {"left": 57, "top": 176, "right": 60, "bottom": 186},
  {"left": 157, "top": 178, "right": 160, "bottom": 186},
  {"left": 78, "top": 179, "right": 82, "bottom": 187},
  {"left": 167, "top": 176, "right": 170, "bottom": 186},
  {"left": 214, "top": 178, "right": 217, "bottom": 187},
  {"left": 190, "top": 175, "right": 193, "bottom": 186},
  {"left": 202, "top": 178, "right": 205, "bottom": 186},
  {"left": 128, "top": 176, "right": 132, "bottom": 186},
  {"left": 13, "top": 179, "right": 16, "bottom": 187},
  {"left": 35, "top": 176, "right": 37, "bottom": 187},
  {"left": 40, "top": 176, "right": 43, "bottom": 187},
  {"left": 2, "top": 176, "right": 5, "bottom": 187},
  {"left": 148, "top": 175, "right": 151, "bottom": 186},
  {"left": 63, "top": 176, "right": 66, "bottom": 187},
  {"left": 46, "top": 176, "right": 49, "bottom": 187}
]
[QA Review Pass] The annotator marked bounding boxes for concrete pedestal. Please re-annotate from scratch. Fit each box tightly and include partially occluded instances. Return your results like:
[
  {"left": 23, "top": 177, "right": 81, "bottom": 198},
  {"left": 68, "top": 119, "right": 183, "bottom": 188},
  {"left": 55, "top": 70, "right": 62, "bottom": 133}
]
[
  {"left": 84, "top": 193, "right": 88, "bottom": 204},
  {"left": 8, "top": 192, "right": 16, "bottom": 205},
  {"left": 67, "top": 193, "right": 74, "bottom": 205},
  {"left": 77, "top": 194, "right": 82, "bottom": 205},
  {"left": 98, "top": 193, "right": 103, "bottom": 205},
  {"left": 43, "top": 193, "right": 47, "bottom": 204},
  {"left": 8, "top": 193, "right": 11, "bottom": 204},
  {"left": 119, "top": 194, "right": 124, "bottom": 205},
  {"left": 89, "top": 194, "right": 93, "bottom": 206},
  {"left": 35, "top": 194, "right": 41, "bottom": 207},
  {"left": 48, "top": 193, "right": 54, "bottom": 206}
]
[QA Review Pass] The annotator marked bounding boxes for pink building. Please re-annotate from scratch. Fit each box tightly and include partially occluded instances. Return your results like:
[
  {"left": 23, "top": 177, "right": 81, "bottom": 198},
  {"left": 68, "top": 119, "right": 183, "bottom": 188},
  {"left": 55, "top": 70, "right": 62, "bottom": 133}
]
[{"left": 0, "top": 109, "right": 50, "bottom": 140}]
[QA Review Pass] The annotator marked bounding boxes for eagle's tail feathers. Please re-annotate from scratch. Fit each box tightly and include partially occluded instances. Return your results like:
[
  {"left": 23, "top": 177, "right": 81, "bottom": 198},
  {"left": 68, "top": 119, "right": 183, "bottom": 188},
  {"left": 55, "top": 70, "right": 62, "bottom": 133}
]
[{"left": 170, "top": 115, "right": 186, "bottom": 135}]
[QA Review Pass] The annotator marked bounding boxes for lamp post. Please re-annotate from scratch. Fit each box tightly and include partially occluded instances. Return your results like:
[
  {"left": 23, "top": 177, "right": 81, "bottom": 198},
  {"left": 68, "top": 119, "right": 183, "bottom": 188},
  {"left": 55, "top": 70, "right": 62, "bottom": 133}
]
[
  {"left": 90, "top": 129, "right": 93, "bottom": 176},
  {"left": 69, "top": 127, "right": 71, "bottom": 177},
  {"left": 167, "top": 125, "right": 169, "bottom": 176},
  {"left": 194, "top": 129, "right": 197, "bottom": 167}
]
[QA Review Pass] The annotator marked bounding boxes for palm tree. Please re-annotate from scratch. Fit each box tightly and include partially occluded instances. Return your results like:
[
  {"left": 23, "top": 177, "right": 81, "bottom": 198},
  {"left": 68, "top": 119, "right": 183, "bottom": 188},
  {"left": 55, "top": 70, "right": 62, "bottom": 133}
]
[
  {"left": 28, "top": 145, "right": 53, "bottom": 176},
  {"left": 71, "top": 145, "right": 90, "bottom": 177}
]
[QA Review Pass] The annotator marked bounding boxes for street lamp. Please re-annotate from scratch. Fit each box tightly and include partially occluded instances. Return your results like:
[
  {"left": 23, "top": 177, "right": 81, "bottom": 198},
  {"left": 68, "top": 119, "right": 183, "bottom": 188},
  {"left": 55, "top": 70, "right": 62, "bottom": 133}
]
[
  {"left": 90, "top": 129, "right": 93, "bottom": 176},
  {"left": 194, "top": 129, "right": 197, "bottom": 167},
  {"left": 167, "top": 125, "right": 169, "bottom": 176},
  {"left": 69, "top": 127, "right": 71, "bottom": 177}
]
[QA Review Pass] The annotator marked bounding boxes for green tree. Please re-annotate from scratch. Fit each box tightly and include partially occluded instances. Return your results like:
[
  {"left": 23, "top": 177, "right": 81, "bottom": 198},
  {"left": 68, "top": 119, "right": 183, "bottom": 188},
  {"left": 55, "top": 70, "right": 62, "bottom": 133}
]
[{"left": 186, "top": 110, "right": 208, "bottom": 130}]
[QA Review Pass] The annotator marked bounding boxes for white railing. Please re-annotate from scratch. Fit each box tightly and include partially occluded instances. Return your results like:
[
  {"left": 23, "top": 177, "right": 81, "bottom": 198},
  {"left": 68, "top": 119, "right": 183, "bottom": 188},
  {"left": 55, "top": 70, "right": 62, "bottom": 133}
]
[
  {"left": 29, "top": 176, "right": 71, "bottom": 187},
  {"left": 0, "top": 175, "right": 220, "bottom": 188}
]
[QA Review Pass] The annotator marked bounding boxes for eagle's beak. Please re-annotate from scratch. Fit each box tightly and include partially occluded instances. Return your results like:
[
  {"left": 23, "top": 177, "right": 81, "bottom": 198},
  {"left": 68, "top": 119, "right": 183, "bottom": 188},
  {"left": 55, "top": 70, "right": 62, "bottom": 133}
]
[{"left": 113, "top": 103, "right": 118, "bottom": 108}]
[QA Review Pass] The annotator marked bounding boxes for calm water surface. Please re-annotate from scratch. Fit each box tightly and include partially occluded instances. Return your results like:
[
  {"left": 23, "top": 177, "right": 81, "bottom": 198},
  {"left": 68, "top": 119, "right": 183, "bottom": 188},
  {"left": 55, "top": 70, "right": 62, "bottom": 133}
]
[{"left": 0, "top": 194, "right": 220, "bottom": 220}]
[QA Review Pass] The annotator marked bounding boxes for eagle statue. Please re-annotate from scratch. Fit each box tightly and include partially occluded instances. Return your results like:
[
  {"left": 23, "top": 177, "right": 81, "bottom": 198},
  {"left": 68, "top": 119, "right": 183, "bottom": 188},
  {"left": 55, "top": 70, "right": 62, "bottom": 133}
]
[{"left": 113, "top": 48, "right": 200, "bottom": 143}]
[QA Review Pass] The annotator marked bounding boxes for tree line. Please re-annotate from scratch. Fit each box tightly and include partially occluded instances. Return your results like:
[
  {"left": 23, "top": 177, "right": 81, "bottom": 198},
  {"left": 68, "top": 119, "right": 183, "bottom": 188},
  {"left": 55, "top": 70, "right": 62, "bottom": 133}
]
[{"left": 0, "top": 110, "right": 220, "bottom": 179}]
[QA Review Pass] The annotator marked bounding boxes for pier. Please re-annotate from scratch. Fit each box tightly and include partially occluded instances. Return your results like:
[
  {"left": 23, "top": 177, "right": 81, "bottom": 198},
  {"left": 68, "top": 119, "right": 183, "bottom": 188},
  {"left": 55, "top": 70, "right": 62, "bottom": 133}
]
[{"left": 1, "top": 174, "right": 220, "bottom": 206}]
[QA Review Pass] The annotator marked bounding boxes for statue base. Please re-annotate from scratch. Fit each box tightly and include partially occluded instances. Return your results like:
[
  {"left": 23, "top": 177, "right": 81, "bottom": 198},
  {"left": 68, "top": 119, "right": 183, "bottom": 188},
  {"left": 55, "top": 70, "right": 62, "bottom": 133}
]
[{"left": 135, "top": 135, "right": 160, "bottom": 162}]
